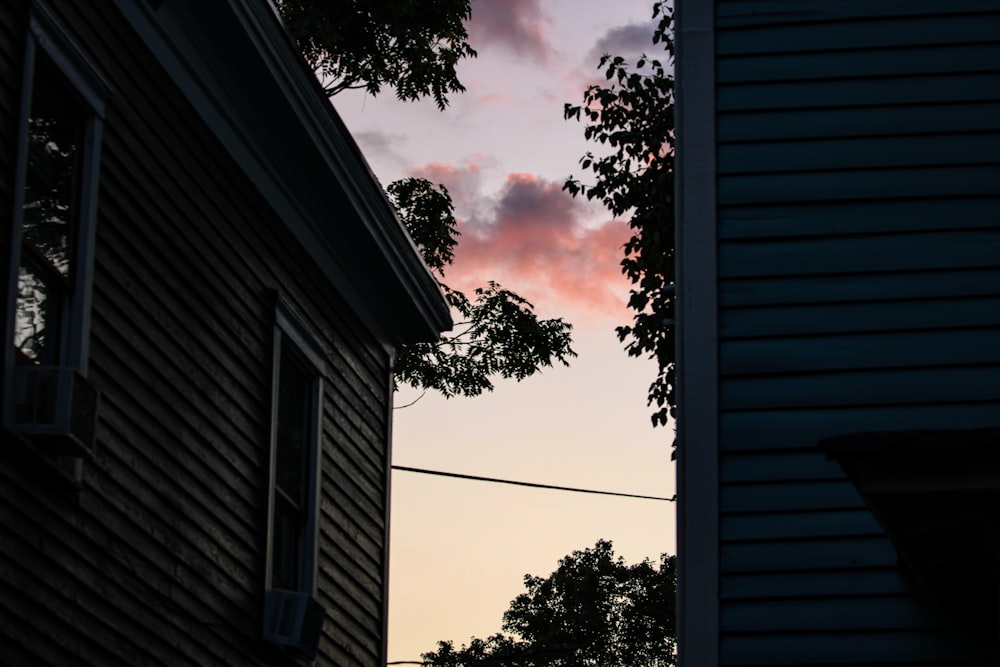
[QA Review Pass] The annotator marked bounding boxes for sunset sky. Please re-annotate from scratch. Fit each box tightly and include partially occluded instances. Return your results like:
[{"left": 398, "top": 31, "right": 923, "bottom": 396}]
[{"left": 332, "top": 0, "right": 676, "bottom": 661}]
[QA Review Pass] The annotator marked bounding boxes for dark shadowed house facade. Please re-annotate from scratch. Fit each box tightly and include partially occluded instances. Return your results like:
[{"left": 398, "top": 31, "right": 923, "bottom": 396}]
[
  {"left": 0, "top": 1, "right": 450, "bottom": 665},
  {"left": 675, "top": 0, "right": 1000, "bottom": 665}
]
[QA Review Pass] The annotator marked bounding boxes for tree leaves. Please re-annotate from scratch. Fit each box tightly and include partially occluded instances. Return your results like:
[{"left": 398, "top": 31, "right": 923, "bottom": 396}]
[
  {"left": 279, "top": 0, "right": 574, "bottom": 397},
  {"left": 563, "top": 2, "right": 676, "bottom": 430},
  {"left": 387, "top": 178, "right": 459, "bottom": 275},
  {"left": 277, "top": 0, "right": 477, "bottom": 109},
  {"left": 388, "top": 179, "right": 576, "bottom": 398},
  {"left": 422, "top": 540, "right": 677, "bottom": 667}
]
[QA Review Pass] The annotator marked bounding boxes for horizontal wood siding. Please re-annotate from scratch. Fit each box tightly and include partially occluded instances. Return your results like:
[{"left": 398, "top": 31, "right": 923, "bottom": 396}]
[
  {"left": 0, "top": 3, "right": 391, "bottom": 666},
  {"left": 714, "top": 0, "right": 1000, "bottom": 663}
]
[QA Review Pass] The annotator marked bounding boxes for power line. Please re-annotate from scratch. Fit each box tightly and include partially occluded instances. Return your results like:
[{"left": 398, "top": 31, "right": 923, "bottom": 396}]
[{"left": 391, "top": 465, "right": 675, "bottom": 502}]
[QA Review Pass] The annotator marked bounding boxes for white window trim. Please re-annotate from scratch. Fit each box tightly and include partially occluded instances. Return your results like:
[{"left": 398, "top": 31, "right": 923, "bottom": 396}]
[
  {"left": 3, "top": 3, "right": 108, "bottom": 459},
  {"left": 5, "top": 5, "right": 106, "bottom": 374},
  {"left": 265, "top": 296, "right": 325, "bottom": 599}
]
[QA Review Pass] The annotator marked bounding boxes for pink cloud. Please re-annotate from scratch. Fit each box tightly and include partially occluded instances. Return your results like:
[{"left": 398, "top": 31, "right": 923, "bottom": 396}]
[
  {"left": 479, "top": 93, "right": 512, "bottom": 106},
  {"left": 408, "top": 161, "right": 481, "bottom": 191},
  {"left": 467, "top": 0, "right": 553, "bottom": 64},
  {"left": 441, "top": 173, "right": 633, "bottom": 324},
  {"left": 407, "top": 161, "right": 485, "bottom": 218}
]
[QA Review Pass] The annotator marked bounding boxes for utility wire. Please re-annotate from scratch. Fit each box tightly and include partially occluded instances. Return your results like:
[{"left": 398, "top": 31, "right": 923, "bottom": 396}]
[
  {"left": 391, "top": 465, "right": 676, "bottom": 502},
  {"left": 393, "top": 391, "right": 427, "bottom": 409}
]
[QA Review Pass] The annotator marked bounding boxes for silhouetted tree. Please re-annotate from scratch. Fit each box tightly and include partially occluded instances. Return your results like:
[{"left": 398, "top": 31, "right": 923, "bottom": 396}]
[
  {"left": 422, "top": 540, "right": 677, "bottom": 666},
  {"left": 389, "top": 178, "right": 575, "bottom": 398},
  {"left": 282, "top": 6, "right": 576, "bottom": 399},
  {"left": 564, "top": 2, "right": 676, "bottom": 429},
  {"left": 277, "top": 0, "right": 476, "bottom": 109}
]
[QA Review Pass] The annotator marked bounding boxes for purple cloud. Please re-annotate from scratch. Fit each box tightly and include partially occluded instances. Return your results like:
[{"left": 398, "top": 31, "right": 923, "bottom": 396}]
[
  {"left": 586, "top": 21, "right": 658, "bottom": 65},
  {"left": 468, "top": 0, "right": 554, "bottom": 64},
  {"left": 437, "top": 171, "right": 632, "bottom": 322}
]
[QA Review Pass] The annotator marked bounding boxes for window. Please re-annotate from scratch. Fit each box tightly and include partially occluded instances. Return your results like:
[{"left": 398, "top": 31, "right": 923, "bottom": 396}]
[
  {"left": 3, "top": 7, "right": 105, "bottom": 457},
  {"left": 263, "top": 298, "right": 326, "bottom": 660}
]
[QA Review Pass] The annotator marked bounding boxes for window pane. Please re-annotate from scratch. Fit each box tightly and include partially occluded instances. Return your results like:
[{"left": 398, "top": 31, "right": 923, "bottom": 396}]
[
  {"left": 272, "top": 493, "right": 302, "bottom": 589},
  {"left": 275, "top": 348, "right": 311, "bottom": 507},
  {"left": 14, "top": 261, "right": 63, "bottom": 365},
  {"left": 270, "top": 343, "right": 315, "bottom": 590},
  {"left": 22, "top": 53, "right": 85, "bottom": 278}
]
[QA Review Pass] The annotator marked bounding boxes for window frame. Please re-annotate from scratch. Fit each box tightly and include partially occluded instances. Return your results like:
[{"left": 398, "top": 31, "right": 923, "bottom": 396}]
[
  {"left": 265, "top": 297, "right": 325, "bottom": 600},
  {"left": 3, "top": 4, "right": 107, "bottom": 456}
]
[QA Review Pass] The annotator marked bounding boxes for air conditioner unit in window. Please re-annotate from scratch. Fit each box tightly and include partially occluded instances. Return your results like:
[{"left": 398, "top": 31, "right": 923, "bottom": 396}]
[
  {"left": 264, "top": 588, "right": 325, "bottom": 661},
  {"left": 11, "top": 366, "right": 99, "bottom": 456}
]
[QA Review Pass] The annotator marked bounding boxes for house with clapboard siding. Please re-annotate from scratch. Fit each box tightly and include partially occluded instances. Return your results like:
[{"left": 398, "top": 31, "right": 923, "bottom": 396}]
[
  {"left": 0, "top": 1, "right": 450, "bottom": 665},
  {"left": 675, "top": 0, "right": 1000, "bottom": 664}
]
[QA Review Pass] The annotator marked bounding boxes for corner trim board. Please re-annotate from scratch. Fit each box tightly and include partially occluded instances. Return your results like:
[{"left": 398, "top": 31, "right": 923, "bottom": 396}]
[{"left": 675, "top": 0, "right": 720, "bottom": 665}]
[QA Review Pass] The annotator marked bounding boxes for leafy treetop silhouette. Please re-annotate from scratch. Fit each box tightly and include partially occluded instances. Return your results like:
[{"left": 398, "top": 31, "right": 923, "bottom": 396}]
[
  {"left": 277, "top": 0, "right": 477, "bottom": 110},
  {"left": 421, "top": 540, "right": 677, "bottom": 667}
]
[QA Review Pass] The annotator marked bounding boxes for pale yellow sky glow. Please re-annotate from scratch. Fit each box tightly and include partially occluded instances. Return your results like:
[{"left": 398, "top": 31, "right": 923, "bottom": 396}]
[
  {"left": 332, "top": 0, "right": 675, "bottom": 661},
  {"left": 389, "top": 328, "right": 674, "bottom": 662}
]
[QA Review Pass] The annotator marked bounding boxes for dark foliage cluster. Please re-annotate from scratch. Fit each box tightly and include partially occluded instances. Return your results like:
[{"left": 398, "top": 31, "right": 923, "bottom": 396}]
[
  {"left": 277, "top": 0, "right": 477, "bottom": 109},
  {"left": 564, "top": 2, "right": 676, "bottom": 429},
  {"left": 422, "top": 540, "right": 677, "bottom": 667}
]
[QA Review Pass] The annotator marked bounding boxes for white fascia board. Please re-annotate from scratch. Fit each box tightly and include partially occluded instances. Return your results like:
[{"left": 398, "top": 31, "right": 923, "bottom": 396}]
[
  {"left": 675, "top": 0, "right": 720, "bottom": 665},
  {"left": 228, "top": 0, "right": 451, "bottom": 331},
  {"left": 112, "top": 0, "right": 451, "bottom": 347}
]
